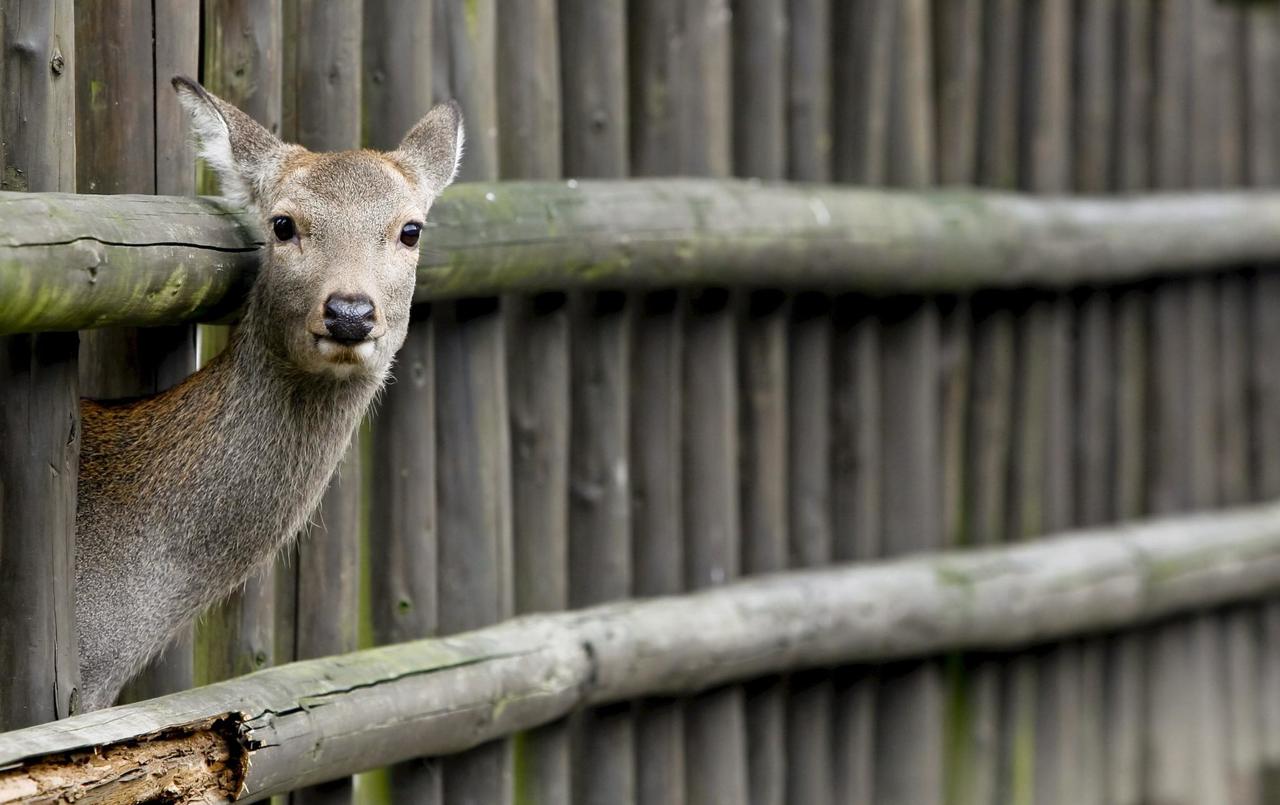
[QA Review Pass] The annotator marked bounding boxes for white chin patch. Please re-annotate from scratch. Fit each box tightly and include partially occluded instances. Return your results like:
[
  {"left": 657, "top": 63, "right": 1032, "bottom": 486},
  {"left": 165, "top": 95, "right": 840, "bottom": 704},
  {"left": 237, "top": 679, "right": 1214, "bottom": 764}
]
[{"left": 314, "top": 337, "right": 378, "bottom": 378}]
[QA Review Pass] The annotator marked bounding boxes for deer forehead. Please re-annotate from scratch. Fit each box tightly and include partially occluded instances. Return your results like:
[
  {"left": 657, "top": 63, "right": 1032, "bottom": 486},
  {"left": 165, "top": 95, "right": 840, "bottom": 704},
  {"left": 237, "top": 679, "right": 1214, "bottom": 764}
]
[{"left": 272, "top": 150, "right": 425, "bottom": 239}]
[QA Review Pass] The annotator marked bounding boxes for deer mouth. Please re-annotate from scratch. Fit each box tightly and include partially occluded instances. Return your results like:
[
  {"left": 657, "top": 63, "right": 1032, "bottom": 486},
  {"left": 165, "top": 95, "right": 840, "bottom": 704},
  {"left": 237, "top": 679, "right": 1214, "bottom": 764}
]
[{"left": 314, "top": 333, "right": 378, "bottom": 365}]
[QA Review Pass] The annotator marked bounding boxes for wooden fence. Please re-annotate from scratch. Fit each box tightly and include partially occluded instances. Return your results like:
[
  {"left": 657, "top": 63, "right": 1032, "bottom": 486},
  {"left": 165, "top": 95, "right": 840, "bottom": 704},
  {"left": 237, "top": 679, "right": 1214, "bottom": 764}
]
[{"left": 4, "top": 1, "right": 1280, "bottom": 804}]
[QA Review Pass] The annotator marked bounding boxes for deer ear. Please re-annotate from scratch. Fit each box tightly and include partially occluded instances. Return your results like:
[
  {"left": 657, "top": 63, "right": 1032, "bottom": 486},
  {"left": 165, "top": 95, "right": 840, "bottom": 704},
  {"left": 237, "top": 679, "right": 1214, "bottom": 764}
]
[
  {"left": 393, "top": 100, "right": 464, "bottom": 198},
  {"left": 172, "top": 75, "right": 290, "bottom": 207}
]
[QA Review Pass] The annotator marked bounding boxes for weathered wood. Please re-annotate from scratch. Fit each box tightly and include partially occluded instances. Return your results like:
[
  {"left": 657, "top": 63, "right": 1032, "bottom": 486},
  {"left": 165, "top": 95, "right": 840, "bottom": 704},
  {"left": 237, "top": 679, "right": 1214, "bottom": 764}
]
[
  {"left": 785, "top": 0, "right": 831, "bottom": 181},
  {"left": 875, "top": 297, "right": 943, "bottom": 805},
  {"left": 8, "top": 502, "right": 1280, "bottom": 801},
  {"left": 630, "top": 291, "right": 686, "bottom": 805},
  {"left": 362, "top": 0, "right": 432, "bottom": 150},
  {"left": 15, "top": 183, "right": 1280, "bottom": 336},
  {"left": 194, "top": 0, "right": 282, "bottom": 693},
  {"left": 832, "top": 0, "right": 893, "bottom": 185},
  {"left": 0, "top": 0, "right": 79, "bottom": 731},
  {"left": 559, "top": 0, "right": 627, "bottom": 178},
  {"left": 934, "top": 0, "right": 982, "bottom": 185},
  {"left": 369, "top": 313, "right": 439, "bottom": 800},
  {"left": 568, "top": 291, "right": 634, "bottom": 805},
  {"left": 434, "top": 297, "right": 514, "bottom": 805},
  {"left": 738, "top": 291, "right": 788, "bottom": 805},
  {"left": 732, "top": 0, "right": 785, "bottom": 180},
  {"left": 496, "top": 0, "right": 560, "bottom": 179},
  {"left": 830, "top": 296, "right": 879, "bottom": 805},
  {"left": 682, "top": 290, "right": 748, "bottom": 805},
  {"left": 75, "top": 0, "right": 197, "bottom": 705},
  {"left": 432, "top": 0, "right": 496, "bottom": 181},
  {"left": 506, "top": 293, "right": 570, "bottom": 805},
  {"left": 977, "top": 0, "right": 1022, "bottom": 189},
  {"left": 785, "top": 294, "right": 833, "bottom": 805},
  {"left": 628, "top": 0, "right": 679, "bottom": 176}
]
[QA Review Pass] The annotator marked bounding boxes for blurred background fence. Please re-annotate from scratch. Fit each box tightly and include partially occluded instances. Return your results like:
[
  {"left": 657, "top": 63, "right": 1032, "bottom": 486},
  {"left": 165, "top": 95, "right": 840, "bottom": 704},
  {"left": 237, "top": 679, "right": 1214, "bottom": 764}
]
[{"left": 4, "top": 0, "right": 1280, "bottom": 803}]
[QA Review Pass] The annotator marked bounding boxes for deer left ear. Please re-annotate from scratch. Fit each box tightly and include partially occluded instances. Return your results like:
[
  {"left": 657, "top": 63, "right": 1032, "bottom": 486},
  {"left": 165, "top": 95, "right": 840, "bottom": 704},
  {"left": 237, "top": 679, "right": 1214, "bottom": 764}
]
[
  {"left": 172, "top": 75, "right": 292, "bottom": 208},
  {"left": 393, "top": 100, "right": 464, "bottom": 198}
]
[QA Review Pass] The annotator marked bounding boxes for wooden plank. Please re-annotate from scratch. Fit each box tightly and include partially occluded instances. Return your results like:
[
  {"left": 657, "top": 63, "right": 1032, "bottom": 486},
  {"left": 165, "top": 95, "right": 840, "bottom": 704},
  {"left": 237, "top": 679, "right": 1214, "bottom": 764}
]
[
  {"left": 1247, "top": 6, "right": 1280, "bottom": 796},
  {"left": 738, "top": 290, "right": 788, "bottom": 805},
  {"left": 74, "top": 0, "right": 197, "bottom": 705},
  {"left": 682, "top": 289, "right": 747, "bottom": 805},
  {"left": 0, "top": 0, "right": 78, "bottom": 730},
  {"left": 495, "top": 3, "right": 566, "bottom": 802},
  {"left": 628, "top": 0, "right": 679, "bottom": 176},
  {"left": 432, "top": 0, "right": 497, "bottom": 181},
  {"left": 194, "top": 0, "right": 282, "bottom": 692},
  {"left": 831, "top": 296, "right": 879, "bottom": 805},
  {"left": 496, "top": 0, "right": 560, "bottom": 179},
  {"left": 363, "top": 0, "right": 432, "bottom": 149},
  {"left": 631, "top": 291, "right": 686, "bottom": 805},
  {"left": 732, "top": 0, "right": 786, "bottom": 179},
  {"left": 934, "top": 0, "right": 982, "bottom": 185},
  {"left": 506, "top": 293, "right": 570, "bottom": 805},
  {"left": 785, "top": 0, "right": 831, "bottom": 181},
  {"left": 569, "top": 291, "right": 634, "bottom": 805},
  {"left": 831, "top": 0, "right": 893, "bottom": 185},
  {"left": 875, "top": 297, "right": 942, "bottom": 805},
  {"left": 369, "top": 312, "right": 439, "bottom": 801},
  {"left": 281, "top": 4, "right": 363, "bottom": 802},
  {"left": 435, "top": 298, "right": 513, "bottom": 805},
  {"left": 559, "top": 0, "right": 627, "bottom": 178},
  {"left": 1071, "top": 6, "right": 1115, "bottom": 804},
  {"left": 676, "top": 0, "right": 732, "bottom": 177},
  {"left": 1108, "top": 7, "right": 1153, "bottom": 799},
  {"left": 977, "top": 0, "right": 1022, "bottom": 189},
  {"left": 785, "top": 294, "right": 834, "bottom": 805}
]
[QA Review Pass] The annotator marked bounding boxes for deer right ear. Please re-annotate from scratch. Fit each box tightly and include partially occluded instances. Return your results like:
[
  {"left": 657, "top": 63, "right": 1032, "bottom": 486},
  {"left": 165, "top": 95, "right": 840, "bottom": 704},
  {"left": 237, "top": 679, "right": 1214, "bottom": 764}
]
[
  {"left": 393, "top": 101, "right": 464, "bottom": 199},
  {"left": 172, "top": 76, "right": 290, "bottom": 208}
]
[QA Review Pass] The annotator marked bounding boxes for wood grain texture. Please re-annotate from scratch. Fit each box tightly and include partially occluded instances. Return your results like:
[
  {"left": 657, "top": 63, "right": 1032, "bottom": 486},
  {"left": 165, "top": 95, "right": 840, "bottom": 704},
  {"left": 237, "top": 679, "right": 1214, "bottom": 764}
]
[
  {"left": 785, "top": 0, "right": 830, "bottom": 181},
  {"left": 732, "top": 0, "right": 786, "bottom": 180},
  {"left": 559, "top": 0, "right": 627, "bottom": 178},
  {"left": 10, "top": 501, "right": 1280, "bottom": 799},
  {"left": 75, "top": 0, "right": 197, "bottom": 705},
  {"left": 738, "top": 291, "right": 788, "bottom": 805},
  {"left": 432, "top": 0, "right": 497, "bottom": 181},
  {"left": 631, "top": 291, "right": 686, "bottom": 805},
  {"left": 496, "top": 0, "right": 560, "bottom": 179},
  {"left": 0, "top": 0, "right": 79, "bottom": 730}
]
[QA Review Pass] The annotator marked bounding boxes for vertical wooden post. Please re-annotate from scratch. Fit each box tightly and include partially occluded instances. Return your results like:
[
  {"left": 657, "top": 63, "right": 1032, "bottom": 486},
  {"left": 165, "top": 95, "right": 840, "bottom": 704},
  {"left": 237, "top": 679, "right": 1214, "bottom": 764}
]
[
  {"left": 363, "top": 0, "right": 440, "bottom": 800},
  {"left": 630, "top": 291, "right": 687, "bottom": 805},
  {"left": 559, "top": 0, "right": 627, "bottom": 178},
  {"left": 569, "top": 292, "right": 635, "bottom": 805},
  {"left": 0, "top": 0, "right": 79, "bottom": 730},
  {"left": 831, "top": 0, "right": 893, "bottom": 186},
  {"left": 628, "top": 5, "right": 684, "bottom": 803},
  {"left": 831, "top": 296, "right": 880, "bottom": 805},
  {"left": 74, "top": 0, "right": 198, "bottom": 704},
  {"left": 785, "top": 0, "right": 830, "bottom": 182},
  {"left": 195, "top": 0, "right": 283, "bottom": 692},
  {"left": 561, "top": 5, "right": 633, "bottom": 803},
  {"left": 432, "top": 6, "right": 513, "bottom": 804},
  {"left": 1071, "top": 4, "right": 1114, "bottom": 805},
  {"left": 876, "top": 5, "right": 943, "bottom": 805},
  {"left": 733, "top": 5, "right": 787, "bottom": 803},
  {"left": 738, "top": 290, "right": 788, "bottom": 805},
  {"left": 1246, "top": 6, "right": 1280, "bottom": 794},
  {"left": 933, "top": 0, "right": 981, "bottom": 186},
  {"left": 281, "top": 3, "right": 363, "bottom": 803},
  {"left": 683, "top": 288, "right": 748, "bottom": 805},
  {"left": 785, "top": 294, "right": 834, "bottom": 805}
]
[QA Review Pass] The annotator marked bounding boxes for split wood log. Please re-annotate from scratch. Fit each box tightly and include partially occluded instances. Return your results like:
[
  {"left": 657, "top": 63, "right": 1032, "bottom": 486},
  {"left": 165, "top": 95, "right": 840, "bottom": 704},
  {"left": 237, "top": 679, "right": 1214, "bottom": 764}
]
[
  {"left": 6, "top": 182, "right": 1280, "bottom": 334},
  {"left": 4, "top": 502, "right": 1280, "bottom": 801}
]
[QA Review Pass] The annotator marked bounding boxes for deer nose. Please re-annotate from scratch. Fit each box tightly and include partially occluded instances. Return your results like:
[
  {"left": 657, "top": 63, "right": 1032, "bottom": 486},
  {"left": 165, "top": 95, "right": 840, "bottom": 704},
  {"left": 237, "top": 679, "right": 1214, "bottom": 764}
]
[{"left": 323, "top": 293, "right": 376, "bottom": 343}]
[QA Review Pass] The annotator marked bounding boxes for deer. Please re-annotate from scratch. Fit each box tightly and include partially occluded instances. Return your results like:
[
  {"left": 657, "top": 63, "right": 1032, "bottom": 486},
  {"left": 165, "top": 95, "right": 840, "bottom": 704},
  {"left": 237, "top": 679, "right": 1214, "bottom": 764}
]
[{"left": 74, "top": 77, "right": 463, "bottom": 711}]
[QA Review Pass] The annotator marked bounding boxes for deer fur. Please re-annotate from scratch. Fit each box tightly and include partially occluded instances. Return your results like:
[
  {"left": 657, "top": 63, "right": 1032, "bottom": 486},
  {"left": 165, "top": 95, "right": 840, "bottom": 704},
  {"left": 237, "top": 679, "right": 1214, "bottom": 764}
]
[{"left": 74, "top": 77, "right": 463, "bottom": 711}]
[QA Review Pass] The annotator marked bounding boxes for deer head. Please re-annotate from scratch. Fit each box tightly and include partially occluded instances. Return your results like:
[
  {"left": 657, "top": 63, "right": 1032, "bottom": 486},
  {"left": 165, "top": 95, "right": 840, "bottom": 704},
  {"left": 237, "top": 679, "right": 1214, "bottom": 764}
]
[{"left": 172, "top": 76, "right": 463, "bottom": 380}]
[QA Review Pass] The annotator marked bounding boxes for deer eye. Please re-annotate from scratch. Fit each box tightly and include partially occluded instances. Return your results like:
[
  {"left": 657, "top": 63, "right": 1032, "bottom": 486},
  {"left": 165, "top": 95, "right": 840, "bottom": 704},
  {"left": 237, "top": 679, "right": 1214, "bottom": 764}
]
[
  {"left": 400, "top": 222, "right": 422, "bottom": 247},
  {"left": 271, "top": 215, "right": 296, "bottom": 242}
]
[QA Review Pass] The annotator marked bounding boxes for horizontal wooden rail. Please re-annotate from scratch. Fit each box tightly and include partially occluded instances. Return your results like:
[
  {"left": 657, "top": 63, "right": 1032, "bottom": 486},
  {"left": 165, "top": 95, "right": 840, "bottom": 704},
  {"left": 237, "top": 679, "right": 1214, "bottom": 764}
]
[
  {"left": 4, "top": 181, "right": 1280, "bottom": 334},
  {"left": 3, "top": 503, "right": 1280, "bottom": 801}
]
